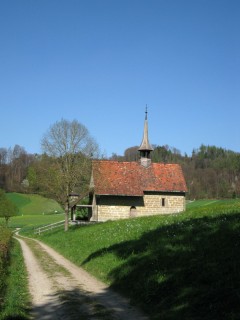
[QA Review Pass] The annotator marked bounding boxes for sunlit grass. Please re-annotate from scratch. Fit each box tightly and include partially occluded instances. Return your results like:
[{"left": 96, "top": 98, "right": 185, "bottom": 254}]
[
  {"left": 6, "top": 192, "right": 63, "bottom": 215},
  {"left": 7, "top": 213, "right": 65, "bottom": 232},
  {"left": 28, "top": 199, "right": 240, "bottom": 319}
]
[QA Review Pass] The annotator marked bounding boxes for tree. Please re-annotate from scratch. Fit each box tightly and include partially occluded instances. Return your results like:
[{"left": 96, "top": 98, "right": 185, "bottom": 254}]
[
  {"left": 0, "top": 189, "right": 17, "bottom": 226},
  {"left": 41, "top": 119, "right": 99, "bottom": 231},
  {"left": 124, "top": 146, "right": 139, "bottom": 161},
  {"left": 2, "top": 145, "right": 35, "bottom": 192},
  {"left": 0, "top": 148, "right": 8, "bottom": 165}
]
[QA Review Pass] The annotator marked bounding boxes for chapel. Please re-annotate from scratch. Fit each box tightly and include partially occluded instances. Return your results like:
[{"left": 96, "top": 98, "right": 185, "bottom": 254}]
[{"left": 88, "top": 110, "right": 187, "bottom": 221}]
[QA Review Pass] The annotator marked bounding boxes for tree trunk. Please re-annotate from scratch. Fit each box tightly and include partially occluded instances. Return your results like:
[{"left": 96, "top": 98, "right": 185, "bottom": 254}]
[{"left": 64, "top": 201, "right": 69, "bottom": 231}]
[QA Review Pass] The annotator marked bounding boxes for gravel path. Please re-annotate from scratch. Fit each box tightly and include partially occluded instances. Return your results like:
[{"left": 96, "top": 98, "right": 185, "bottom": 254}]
[{"left": 15, "top": 235, "right": 148, "bottom": 320}]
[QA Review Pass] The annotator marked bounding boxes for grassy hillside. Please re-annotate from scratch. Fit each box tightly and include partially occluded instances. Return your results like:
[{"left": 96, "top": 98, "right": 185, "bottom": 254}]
[
  {"left": 1, "top": 193, "right": 64, "bottom": 230},
  {"left": 6, "top": 193, "right": 63, "bottom": 215},
  {"left": 31, "top": 199, "right": 240, "bottom": 320}
]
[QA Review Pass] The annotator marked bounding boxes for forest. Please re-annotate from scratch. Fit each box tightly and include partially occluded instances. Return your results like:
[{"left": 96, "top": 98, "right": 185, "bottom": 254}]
[
  {"left": 108, "top": 144, "right": 240, "bottom": 200},
  {"left": 1, "top": 143, "right": 240, "bottom": 200}
]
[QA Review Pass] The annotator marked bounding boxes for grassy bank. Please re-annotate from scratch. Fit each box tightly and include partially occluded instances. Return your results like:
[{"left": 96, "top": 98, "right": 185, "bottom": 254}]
[
  {"left": 0, "top": 239, "right": 30, "bottom": 320},
  {"left": 32, "top": 199, "right": 240, "bottom": 319},
  {"left": 0, "top": 193, "right": 63, "bottom": 319},
  {"left": 0, "top": 226, "right": 30, "bottom": 319},
  {"left": 0, "top": 226, "right": 12, "bottom": 308}
]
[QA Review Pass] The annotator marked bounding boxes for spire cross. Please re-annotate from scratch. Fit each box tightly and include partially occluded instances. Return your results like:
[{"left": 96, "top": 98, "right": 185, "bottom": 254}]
[
  {"left": 145, "top": 104, "right": 148, "bottom": 120},
  {"left": 138, "top": 106, "right": 153, "bottom": 162}
]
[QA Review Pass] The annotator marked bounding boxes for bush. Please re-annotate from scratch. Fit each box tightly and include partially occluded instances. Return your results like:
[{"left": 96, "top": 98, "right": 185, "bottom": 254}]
[{"left": 0, "top": 226, "right": 12, "bottom": 306}]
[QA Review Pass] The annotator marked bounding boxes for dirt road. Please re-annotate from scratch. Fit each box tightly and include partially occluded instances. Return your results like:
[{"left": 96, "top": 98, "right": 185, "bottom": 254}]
[{"left": 16, "top": 235, "right": 148, "bottom": 320}]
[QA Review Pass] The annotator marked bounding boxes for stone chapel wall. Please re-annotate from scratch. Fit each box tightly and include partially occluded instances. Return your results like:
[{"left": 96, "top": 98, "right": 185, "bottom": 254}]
[{"left": 92, "top": 193, "right": 185, "bottom": 221}]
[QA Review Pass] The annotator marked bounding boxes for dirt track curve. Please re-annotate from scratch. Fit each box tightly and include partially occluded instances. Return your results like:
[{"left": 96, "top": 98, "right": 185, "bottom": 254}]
[{"left": 15, "top": 235, "right": 149, "bottom": 320}]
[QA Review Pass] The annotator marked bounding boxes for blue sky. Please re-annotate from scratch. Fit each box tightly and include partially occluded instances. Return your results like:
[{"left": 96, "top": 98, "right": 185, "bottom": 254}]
[{"left": 0, "top": 0, "right": 239, "bottom": 157}]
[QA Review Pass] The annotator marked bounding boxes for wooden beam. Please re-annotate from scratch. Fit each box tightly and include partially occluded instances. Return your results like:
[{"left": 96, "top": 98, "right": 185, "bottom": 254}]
[{"left": 76, "top": 204, "right": 93, "bottom": 207}]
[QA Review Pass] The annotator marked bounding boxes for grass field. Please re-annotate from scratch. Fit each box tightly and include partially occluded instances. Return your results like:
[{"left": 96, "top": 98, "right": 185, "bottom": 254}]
[
  {"left": 29, "top": 199, "right": 240, "bottom": 320},
  {"left": 6, "top": 193, "right": 63, "bottom": 215},
  {"left": 8, "top": 214, "right": 65, "bottom": 232},
  {"left": 2, "top": 198, "right": 239, "bottom": 319},
  {"left": 186, "top": 199, "right": 239, "bottom": 209},
  {"left": 0, "top": 193, "right": 64, "bottom": 232}
]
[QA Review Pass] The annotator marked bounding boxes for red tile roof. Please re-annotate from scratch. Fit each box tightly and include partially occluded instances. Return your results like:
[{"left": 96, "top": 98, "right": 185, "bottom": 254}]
[{"left": 92, "top": 160, "right": 187, "bottom": 196}]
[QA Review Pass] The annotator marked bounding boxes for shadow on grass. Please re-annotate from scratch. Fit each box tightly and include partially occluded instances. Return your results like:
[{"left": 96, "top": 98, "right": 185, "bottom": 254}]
[
  {"left": 28, "top": 287, "right": 147, "bottom": 320},
  {"left": 1, "top": 316, "right": 29, "bottom": 320},
  {"left": 83, "top": 213, "right": 240, "bottom": 320}
]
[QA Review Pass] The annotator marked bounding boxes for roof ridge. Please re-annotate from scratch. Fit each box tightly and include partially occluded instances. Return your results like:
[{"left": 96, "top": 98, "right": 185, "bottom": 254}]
[
  {"left": 93, "top": 159, "right": 139, "bottom": 164},
  {"left": 93, "top": 159, "right": 182, "bottom": 167}
]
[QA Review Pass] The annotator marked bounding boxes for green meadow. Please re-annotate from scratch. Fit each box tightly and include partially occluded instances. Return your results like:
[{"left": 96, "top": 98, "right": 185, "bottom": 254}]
[
  {"left": 28, "top": 199, "right": 240, "bottom": 320},
  {"left": 6, "top": 192, "right": 63, "bottom": 216},
  {"left": 0, "top": 193, "right": 65, "bottom": 231},
  {"left": 2, "top": 195, "right": 240, "bottom": 319}
]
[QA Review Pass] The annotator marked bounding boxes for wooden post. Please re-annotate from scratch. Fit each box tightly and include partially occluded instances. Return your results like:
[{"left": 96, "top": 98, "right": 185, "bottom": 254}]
[{"left": 64, "top": 199, "right": 69, "bottom": 231}]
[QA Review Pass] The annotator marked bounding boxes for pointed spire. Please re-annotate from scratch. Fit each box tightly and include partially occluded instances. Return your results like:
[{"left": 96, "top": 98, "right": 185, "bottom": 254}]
[
  {"left": 138, "top": 106, "right": 153, "bottom": 161},
  {"left": 145, "top": 105, "right": 148, "bottom": 120}
]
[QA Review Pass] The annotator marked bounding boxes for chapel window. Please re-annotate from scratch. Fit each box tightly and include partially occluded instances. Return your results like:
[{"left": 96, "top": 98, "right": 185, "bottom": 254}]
[{"left": 161, "top": 198, "right": 166, "bottom": 207}]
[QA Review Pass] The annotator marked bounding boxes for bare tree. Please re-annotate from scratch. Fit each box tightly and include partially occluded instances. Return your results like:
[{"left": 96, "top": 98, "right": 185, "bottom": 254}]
[
  {"left": 124, "top": 146, "right": 139, "bottom": 162},
  {"left": 41, "top": 119, "right": 99, "bottom": 231},
  {"left": 0, "top": 148, "right": 8, "bottom": 165},
  {"left": 2, "top": 145, "right": 34, "bottom": 192}
]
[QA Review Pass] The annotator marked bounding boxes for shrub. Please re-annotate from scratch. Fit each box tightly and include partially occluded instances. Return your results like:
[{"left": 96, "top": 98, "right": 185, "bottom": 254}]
[{"left": 0, "top": 226, "right": 12, "bottom": 307}]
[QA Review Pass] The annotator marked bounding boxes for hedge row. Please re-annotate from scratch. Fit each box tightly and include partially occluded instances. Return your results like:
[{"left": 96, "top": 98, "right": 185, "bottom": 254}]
[{"left": 0, "top": 226, "right": 12, "bottom": 308}]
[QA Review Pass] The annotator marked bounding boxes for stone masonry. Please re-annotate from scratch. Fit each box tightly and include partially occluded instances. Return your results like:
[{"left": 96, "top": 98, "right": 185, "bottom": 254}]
[{"left": 90, "top": 193, "right": 185, "bottom": 221}]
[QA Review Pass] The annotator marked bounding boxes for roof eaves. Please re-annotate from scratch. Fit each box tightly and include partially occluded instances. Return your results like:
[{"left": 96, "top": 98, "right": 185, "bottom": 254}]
[
  {"left": 95, "top": 192, "right": 143, "bottom": 197},
  {"left": 143, "top": 189, "right": 187, "bottom": 193}
]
